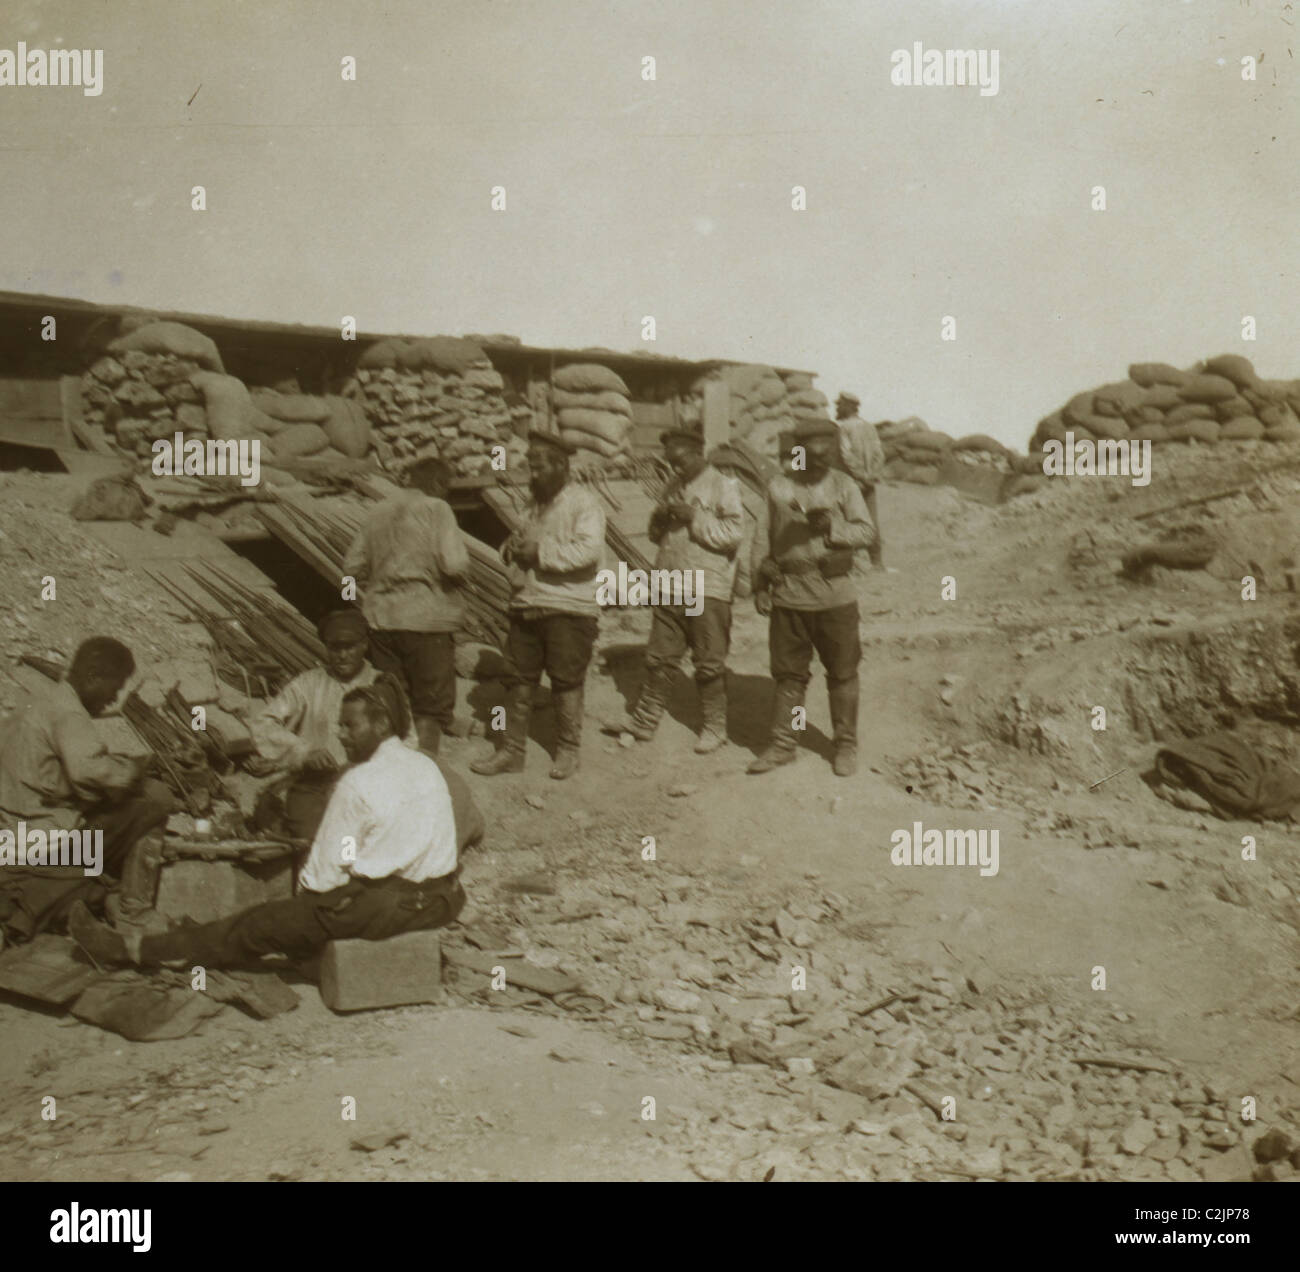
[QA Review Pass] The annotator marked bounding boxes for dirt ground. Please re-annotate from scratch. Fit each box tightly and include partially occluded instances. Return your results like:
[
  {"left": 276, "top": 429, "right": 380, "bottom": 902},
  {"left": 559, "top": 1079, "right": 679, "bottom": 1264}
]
[{"left": 2, "top": 452, "right": 1299, "bottom": 1182}]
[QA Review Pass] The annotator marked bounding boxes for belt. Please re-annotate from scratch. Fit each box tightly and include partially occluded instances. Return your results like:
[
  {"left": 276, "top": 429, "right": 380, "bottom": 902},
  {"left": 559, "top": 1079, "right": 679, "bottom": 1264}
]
[
  {"left": 356, "top": 869, "right": 460, "bottom": 893},
  {"left": 776, "top": 557, "right": 823, "bottom": 576}
]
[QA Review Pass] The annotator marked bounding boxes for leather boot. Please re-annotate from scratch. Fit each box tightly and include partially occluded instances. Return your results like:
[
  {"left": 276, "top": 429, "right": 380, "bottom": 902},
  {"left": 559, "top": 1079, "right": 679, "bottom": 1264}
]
[
  {"left": 108, "top": 830, "right": 168, "bottom": 934},
  {"left": 549, "top": 685, "right": 585, "bottom": 780},
  {"left": 414, "top": 714, "right": 443, "bottom": 756},
  {"left": 828, "top": 677, "right": 859, "bottom": 777},
  {"left": 747, "top": 680, "right": 804, "bottom": 774},
  {"left": 470, "top": 684, "right": 530, "bottom": 775},
  {"left": 599, "top": 664, "right": 672, "bottom": 742},
  {"left": 694, "top": 675, "right": 728, "bottom": 754}
]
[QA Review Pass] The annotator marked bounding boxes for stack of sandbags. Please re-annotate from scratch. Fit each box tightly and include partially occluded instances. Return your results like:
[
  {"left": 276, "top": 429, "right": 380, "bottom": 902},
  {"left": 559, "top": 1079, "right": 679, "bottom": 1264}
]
[
  {"left": 352, "top": 336, "right": 521, "bottom": 477},
  {"left": 79, "top": 321, "right": 225, "bottom": 457},
  {"left": 880, "top": 418, "right": 954, "bottom": 485},
  {"left": 246, "top": 385, "right": 371, "bottom": 460},
  {"left": 552, "top": 363, "right": 633, "bottom": 460},
  {"left": 1028, "top": 355, "right": 1300, "bottom": 455},
  {"left": 721, "top": 364, "right": 794, "bottom": 441}
]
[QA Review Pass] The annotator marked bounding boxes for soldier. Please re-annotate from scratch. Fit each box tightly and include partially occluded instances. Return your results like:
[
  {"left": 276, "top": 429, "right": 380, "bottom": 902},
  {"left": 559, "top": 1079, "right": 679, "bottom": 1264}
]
[
  {"left": 471, "top": 432, "right": 605, "bottom": 780},
  {"left": 603, "top": 427, "right": 744, "bottom": 753},
  {"left": 748, "top": 418, "right": 876, "bottom": 777},
  {"left": 835, "top": 391, "right": 886, "bottom": 569}
]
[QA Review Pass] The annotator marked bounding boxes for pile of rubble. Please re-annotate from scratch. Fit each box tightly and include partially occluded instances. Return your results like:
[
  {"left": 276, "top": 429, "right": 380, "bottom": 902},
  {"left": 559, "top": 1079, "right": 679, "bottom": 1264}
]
[
  {"left": 353, "top": 336, "right": 528, "bottom": 477},
  {"left": 441, "top": 820, "right": 1294, "bottom": 1180}
]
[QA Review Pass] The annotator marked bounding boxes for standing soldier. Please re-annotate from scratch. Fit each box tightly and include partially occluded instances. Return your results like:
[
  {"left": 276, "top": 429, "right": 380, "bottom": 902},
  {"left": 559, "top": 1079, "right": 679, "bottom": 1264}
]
[
  {"left": 344, "top": 457, "right": 470, "bottom": 755},
  {"left": 603, "top": 427, "right": 744, "bottom": 753},
  {"left": 748, "top": 418, "right": 876, "bottom": 778},
  {"left": 835, "top": 391, "right": 886, "bottom": 569},
  {"left": 471, "top": 433, "right": 605, "bottom": 780}
]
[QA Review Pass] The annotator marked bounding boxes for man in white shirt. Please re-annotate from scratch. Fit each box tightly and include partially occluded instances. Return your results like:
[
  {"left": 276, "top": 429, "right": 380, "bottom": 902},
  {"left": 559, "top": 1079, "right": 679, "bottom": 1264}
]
[{"left": 69, "top": 676, "right": 465, "bottom": 967}]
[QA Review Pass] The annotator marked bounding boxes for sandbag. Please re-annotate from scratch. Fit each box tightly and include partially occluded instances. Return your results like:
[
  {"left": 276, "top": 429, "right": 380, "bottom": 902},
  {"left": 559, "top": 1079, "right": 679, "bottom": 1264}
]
[
  {"left": 396, "top": 337, "right": 487, "bottom": 374},
  {"left": 894, "top": 446, "right": 943, "bottom": 467},
  {"left": 1178, "top": 374, "right": 1237, "bottom": 403},
  {"left": 1015, "top": 451, "right": 1047, "bottom": 474},
  {"left": 1138, "top": 385, "right": 1183, "bottom": 411},
  {"left": 1164, "top": 402, "right": 1216, "bottom": 425},
  {"left": 1078, "top": 412, "right": 1129, "bottom": 441},
  {"left": 553, "top": 363, "right": 630, "bottom": 395},
  {"left": 897, "top": 463, "right": 939, "bottom": 485},
  {"left": 951, "top": 433, "right": 1011, "bottom": 456},
  {"left": 1258, "top": 402, "right": 1300, "bottom": 431},
  {"left": 250, "top": 389, "right": 332, "bottom": 423},
  {"left": 788, "top": 389, "right": 829, "bottom": 410},
  {"left": 1033, "top": 413, "right": 1068, "bottom": 447},
  {"left": 1202, "top": 353, "right": 1259, "bottom": 389},
  {"left": 1220, "top": 417, "right": 1265, "bottom": 440},
  {"left": 1214, "top": 396, "right": 1253, "bottom": 422},
  {"left": 191, "top": 371, "right": 259, "bottom": 440},
  {"left": 902, "top": 430, "right": 952, "bottom": 452},
  {"left": 879, "top": 418, "right": 926, "bottom": 442},
  {"left": 757, "top": 378, "right": 787, "bottom": 407},
  {"left": 1060, "top": 391, "right": 1097, "bottom": 428},
  {"left": 357, "top": 340, "right": 403, "bottom": 370},
  {"left": 1129, "top": 423, "right": 1170, "bottom": 443},
  {"left": 267, "top": 423, "right": 330, "bottom": 457},
  {"left": 744, "top": 418, "right": 783, "bottom": 460},
  {"left": 1184, "top": 419, "right": 1221, "bottom": 444},
  {"left": 1123, "top": 405, "right": 1166, "bottom": 428},
  {"left": 1092, "top": 381, "right": 1146, "bottom": 416},
  {"left": 323, "top": 395, "right": 371, "bottom": 458},
  {"left": 556, "top": 407, "right": 630, "bottom": 447},
  {"left": 551, "top": 388, "right": 632, "bottom": 416},
  {"left": 1163, "top": 422, "right": 1196, "bottom": 442},
  {"left": 1128, "top": 362, "right": 1187, "bottom": 388},
  {"left": 1265, "top": 422, "right": 1300, "bottom": 443},
  {"left": 108, "top": 322, "right": 223, "bottom": 372},
  {"left": 560, "top": 428, "right": 623, "bottom": 458}
]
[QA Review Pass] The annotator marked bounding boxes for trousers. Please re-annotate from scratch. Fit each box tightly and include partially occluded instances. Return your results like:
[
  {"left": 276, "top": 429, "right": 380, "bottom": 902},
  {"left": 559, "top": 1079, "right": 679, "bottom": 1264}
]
[
  {"left": 369, "top": 629, "right": 457, "bottom": 728},
  {"left": 644, "top": 598, "right": 732, "bottom": 684},
  {"left": 141, "top": 872, "right": 466, "bottom": 968}
]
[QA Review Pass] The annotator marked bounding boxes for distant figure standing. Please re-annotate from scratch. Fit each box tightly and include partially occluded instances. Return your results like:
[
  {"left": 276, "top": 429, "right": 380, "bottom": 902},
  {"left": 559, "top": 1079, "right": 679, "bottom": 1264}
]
[
  {"left": 344, "top": 457, "right": 470, "bottom": 755},
  {"left": 835, "top": 392, "right": 885, "bottom": 569},
  {"left": 471, "top": 432, "right": 606, "bottom": 781}
]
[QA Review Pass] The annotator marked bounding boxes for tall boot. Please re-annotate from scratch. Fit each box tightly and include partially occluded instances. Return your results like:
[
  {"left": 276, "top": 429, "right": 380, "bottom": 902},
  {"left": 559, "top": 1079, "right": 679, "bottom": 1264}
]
[
  {"left": 549, "top": 685, "right": 585, "bottom": 780},
  {"left": 470, "top": 684, "right": 530, "bottom": 775},
  {"left": 107, "top": 829, "right": 167, "bottom": 933},
  {"left": 414, "top": 714, "right": 443, "bottom": 756},
  {"left": 828, "top": 677, "right": 859, "bottom": 777},
  {"left": 746, "top": 680, "right": 804, "bottom": 774},
  {"left": 601, "top": 663, "right": 673, "bottom": 741},
  {"left": 694, "top": 675, "right": 728, "bottom": 754}
]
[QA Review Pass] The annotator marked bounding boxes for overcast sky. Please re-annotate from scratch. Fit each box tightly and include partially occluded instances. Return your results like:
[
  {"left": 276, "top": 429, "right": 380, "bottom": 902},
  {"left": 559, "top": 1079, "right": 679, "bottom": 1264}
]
[{"left": 1, "top": 0, "right": 1295, "bottom": 447}]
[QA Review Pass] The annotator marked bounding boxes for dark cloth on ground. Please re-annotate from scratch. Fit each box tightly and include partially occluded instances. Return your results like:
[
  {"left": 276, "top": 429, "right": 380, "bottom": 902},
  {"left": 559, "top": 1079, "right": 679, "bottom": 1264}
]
[{"left": 1153, "top": 731, "right": 1300, "bottom": 820}]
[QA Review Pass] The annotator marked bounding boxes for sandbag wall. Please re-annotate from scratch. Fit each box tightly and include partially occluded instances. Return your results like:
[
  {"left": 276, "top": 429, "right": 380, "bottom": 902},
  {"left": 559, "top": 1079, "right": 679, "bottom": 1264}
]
[
  {"left": 680, "top": 364, "right": 830, "bottom": 462},
  {"left": 1029, "top": 355, "right": 1300, "bottom": 455},
  {"left": 353, "top": 336, "right": 529, "bottom": 478},
  {"left": 551, "top": 362, "right": 634, "bottom": 461},
  {"left": 79, "top": 319, "right": 371, "bottom": 463}
]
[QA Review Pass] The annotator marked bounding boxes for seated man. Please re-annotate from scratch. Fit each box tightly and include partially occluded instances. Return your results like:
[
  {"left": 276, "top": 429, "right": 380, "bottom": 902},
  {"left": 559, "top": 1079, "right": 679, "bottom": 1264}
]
[
  {"left": 70, "top": 676, "right": 466, "bottom": 968},
  {"left": 0, "top": 636, "right": 174, "bottom": 938},
  {"left": 249, "top": 609, "right": 417, "bottom": 840}
]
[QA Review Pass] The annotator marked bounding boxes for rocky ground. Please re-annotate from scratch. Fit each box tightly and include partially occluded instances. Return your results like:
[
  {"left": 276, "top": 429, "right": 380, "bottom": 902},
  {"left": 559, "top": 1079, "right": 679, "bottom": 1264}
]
[{"left": 2, "top": 443, "right": 1299, "bottom": 1182}]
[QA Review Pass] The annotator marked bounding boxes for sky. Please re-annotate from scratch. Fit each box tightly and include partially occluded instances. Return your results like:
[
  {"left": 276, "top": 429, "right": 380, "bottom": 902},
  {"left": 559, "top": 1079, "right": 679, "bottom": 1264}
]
[{"left": 1, "top": 0, "right": 1296, "bottom": 448}]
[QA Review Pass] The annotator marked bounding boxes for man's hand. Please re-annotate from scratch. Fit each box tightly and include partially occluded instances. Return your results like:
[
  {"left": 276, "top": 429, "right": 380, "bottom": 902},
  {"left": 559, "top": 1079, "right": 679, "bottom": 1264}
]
[
  {"left": 302, "top": 749, "right": 339, "bottom": 773},
  {"left": 510, "top": 527, "right": 540, "bottom": 568},
  {"left": 756, "top": 557, "right": 784, "bottom": 590},
  {"left": 805, "top": 508, "right": 832, "bottom": 537},
  {"left": 754, "top": 589, "right": 773, "bottom": 616},
  {"left": 664, "top": 500, "right": 694, "bottom": 526},
  {"left": 243, "top": 753, "right": 278, "bottom": 778}
]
